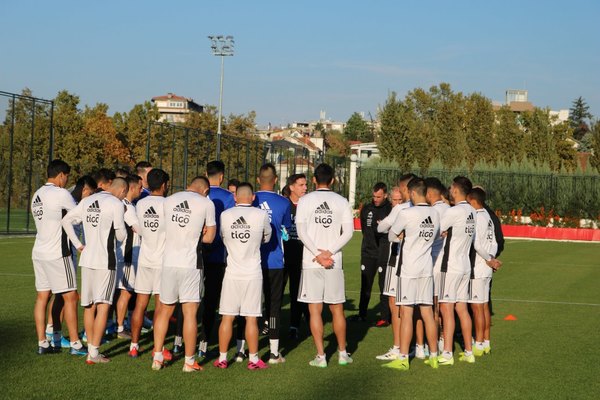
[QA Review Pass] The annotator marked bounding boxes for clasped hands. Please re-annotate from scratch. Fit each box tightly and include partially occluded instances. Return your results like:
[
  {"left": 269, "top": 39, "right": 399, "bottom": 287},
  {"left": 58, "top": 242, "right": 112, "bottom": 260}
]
[{"left": 313, "top": 249, "right": 334, "bottom": 269}]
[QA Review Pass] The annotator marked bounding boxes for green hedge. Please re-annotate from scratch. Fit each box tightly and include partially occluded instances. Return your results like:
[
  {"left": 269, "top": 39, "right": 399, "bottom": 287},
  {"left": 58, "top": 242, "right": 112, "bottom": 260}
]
[{"left": 356, "top": 167, "right": 600, "bottom": 220}]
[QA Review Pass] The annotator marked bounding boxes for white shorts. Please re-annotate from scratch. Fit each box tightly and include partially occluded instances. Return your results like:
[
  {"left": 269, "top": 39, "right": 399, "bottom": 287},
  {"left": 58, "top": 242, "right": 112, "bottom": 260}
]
[
  {"left": 117, "top": 263, "right": 137, "bottom": 291},
  {"left": 438, "top": 272, "right": 470, "bottom": 303},
  {"left": 219, "top": 277, "right": 262, "bottom": 317},
  {"left": 468, "top": 277, "right": 491, "bottom": 304},
  {"left": 433, "top": 271, "right": 442, "bottom": 298},
  {"left": 396, "top": 276, "right": 434, "bottom": 306},
  {"left": 134, "top": 266, "right": 161, "bottom": 295},
  {"left": 160, "top": 267, "right": 203, "bottom": 305},
  {"left": 32, "top": 256, "right": 77, "bottom": 294},
  {"left": 298, "top": 268, "right": 345, "bottom": 304},
  {"left": 383, "top": 264, "right": 399, "bottom": 297},
  {"left": 80, "top": 268, "right": 116, "bottom": 306}
]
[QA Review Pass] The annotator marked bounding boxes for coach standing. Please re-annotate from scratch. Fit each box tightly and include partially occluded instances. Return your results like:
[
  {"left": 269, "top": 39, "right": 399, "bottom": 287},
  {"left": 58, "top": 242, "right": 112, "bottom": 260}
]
[{"left": 353, "top": 182, "right": 392, "bottom": 326}]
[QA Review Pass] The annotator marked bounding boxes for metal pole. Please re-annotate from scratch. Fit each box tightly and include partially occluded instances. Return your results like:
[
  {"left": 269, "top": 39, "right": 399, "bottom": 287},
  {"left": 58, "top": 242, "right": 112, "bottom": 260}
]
[
  {"left": 216, "top": 55, "right": 224, "bottom": 161},
  {"left": 26, "top": 99, "right": 36, "bottom": 233},
  {"left": 6, "top": 95, "right": 16, "bottom": 233},
  {"left": 48, "top": 101, "right": 54, "bottom": 163}
]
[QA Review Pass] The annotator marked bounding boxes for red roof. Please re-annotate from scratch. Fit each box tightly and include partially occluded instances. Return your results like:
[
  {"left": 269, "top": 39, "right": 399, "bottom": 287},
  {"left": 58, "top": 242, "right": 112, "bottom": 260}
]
[{"left": 151, "top": 93, "right": 191, "bottom": 102}]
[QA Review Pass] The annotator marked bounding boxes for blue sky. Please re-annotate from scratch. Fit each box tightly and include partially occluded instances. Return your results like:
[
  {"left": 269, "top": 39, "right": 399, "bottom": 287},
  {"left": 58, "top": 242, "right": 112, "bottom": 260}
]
[{"left": 2, "top": 0, "right": 599, "bottom": 126}]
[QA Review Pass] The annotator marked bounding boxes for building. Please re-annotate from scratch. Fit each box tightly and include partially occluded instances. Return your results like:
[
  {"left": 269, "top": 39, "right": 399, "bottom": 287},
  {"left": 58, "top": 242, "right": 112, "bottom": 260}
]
[
  {"left": 151, "top": 93, "right": 203, "bottom": 123},
  {"left": 493, "top": 89, "right": 569, "bottom": 124}
]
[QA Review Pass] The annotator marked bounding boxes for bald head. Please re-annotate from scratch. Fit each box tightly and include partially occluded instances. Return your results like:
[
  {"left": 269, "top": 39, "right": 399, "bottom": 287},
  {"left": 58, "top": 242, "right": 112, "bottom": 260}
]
[
  {"left": 110, "top": 177, "right": 129, "bottom": 200},
  {"left": 235, "top": 182, "right": 255, "bottom": 205},
  {"left": 188, "top": 176, "right": 210, "bottom": 197}
]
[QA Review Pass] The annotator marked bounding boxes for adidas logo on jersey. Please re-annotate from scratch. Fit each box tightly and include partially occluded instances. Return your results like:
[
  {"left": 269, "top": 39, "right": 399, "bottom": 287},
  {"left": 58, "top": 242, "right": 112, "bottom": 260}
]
[
  {"left": 465, "top": 212, "right": 475, "bottom": 236},
  {"left": 144, "top": 206, "right": 160, "bottom": 232},
  {"left": 32, "top": 195, "right": 44, "bottom": 220},
  {"left": 419, "top": 216, "right": 434, "bottom": 229},
  {"left": 466, "top": 213, "right": 474, "bottom": 222},
  {"left": 259, "top": 201, "right": 273, "bottom": 222},
  {"left": 173, "top": 200, "right": 191, "bottom": 214},
  {"left": 314, "top": 202, "right": 333, "bottom": 228},
  {"left": 87, "top": 200, "right": 101, "bottom": 213},
  {"left": 231, "top": 216, "right": 250, "bottom": 229}
]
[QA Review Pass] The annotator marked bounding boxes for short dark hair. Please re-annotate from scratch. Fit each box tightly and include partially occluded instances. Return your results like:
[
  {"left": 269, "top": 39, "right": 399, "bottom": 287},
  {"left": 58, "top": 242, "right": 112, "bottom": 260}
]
[
  {"left": 147, "top": 168, "right": 170, "bottom": 192},
  {"left": 135, "top": 161, "right": 152, "bottom": 173},
  {"left": 468, "top": 187, "right": 487, "bottom": 205},
  {"left": 191, "top": 175, "right": 210, "bottom": 188},
  {"left": 227, "top": 178, "right": 241, "bottom": 188},
  {"left": 115, "top": 167, "right": 131, "bottom": 178},
  {"left": 259, "top": 163, "right": 277, "bottom": 177},
  {"left": 126, "top": 174, "right": 142, "bottom": 186},
  {"left": 47, "top": 159, "right": 70, "bottom": 178},
  {"left": 398, "top": 173, "right": 417, "bottom": 186},
  {"left": 71, "top": 175, "right": 97, "bottom": 203},
  {"left": 281, "top": 185, "right": 291, "bottom": 198},
  {"left": 314, "top": 163, "right": 334, "bottom": 185},
  {"left": 206, "top": 160, "right": 225, "bottom": 177},
  {"left": 91, "top": 168, "right": 116, "bottom": 185},
  {"left": 424, "top": 177, "right": 445, "bottom": 193},
  {"left": 237, "top": 182, "right": 254, "bottom": 193},
  {"left": 407, "top": 177, "right": 427, "bottom": 197},
  {"left": 452, "top": 176, "right": 473, "bottom": 195},
  {"left": 373, "top": 182, "right": 388, "bottom": 193},
  {"left": 287, "top": 173, "right": 306, "bottom": 186}
]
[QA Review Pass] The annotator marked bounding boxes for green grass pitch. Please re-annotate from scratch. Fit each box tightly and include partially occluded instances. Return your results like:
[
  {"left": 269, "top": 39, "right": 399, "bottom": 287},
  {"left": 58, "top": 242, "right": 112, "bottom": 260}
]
[{"left": 0, "top": 235, "right": 598, "bottom": 399}]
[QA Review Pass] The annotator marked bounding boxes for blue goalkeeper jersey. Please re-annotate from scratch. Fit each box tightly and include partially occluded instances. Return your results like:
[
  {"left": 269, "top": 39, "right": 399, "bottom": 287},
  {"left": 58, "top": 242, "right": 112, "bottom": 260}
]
[
  {"left": 205, "top": 186, "right": 235, "bottom": 264},
  {"left": 253, "top": 190, "right": 292, "bottom": 269}
]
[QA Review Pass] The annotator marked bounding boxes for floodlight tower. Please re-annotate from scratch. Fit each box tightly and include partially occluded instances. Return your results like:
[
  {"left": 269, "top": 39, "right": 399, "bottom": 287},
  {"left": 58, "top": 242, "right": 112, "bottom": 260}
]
[{"left": 208, "top": 35, "right": 235, "bottom": 160}]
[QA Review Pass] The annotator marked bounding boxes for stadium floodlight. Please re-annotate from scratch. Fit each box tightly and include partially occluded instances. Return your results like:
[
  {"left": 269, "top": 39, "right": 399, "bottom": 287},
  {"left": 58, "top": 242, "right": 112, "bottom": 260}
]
[{"left": 208, "top": 35, "right": 235, "bottom": 160}]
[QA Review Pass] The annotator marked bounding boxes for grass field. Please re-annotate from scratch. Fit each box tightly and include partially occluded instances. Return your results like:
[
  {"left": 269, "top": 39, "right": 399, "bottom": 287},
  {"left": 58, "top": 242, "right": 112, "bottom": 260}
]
[{"left": 0, "top": 235, "right": 599, "bottom": 400}]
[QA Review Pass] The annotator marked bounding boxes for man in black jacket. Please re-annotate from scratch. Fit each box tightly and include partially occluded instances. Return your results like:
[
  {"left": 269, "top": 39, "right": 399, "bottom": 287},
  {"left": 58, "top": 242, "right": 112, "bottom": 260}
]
[{"left": 351, "top": 182, "right": 392, "bottom": 325}]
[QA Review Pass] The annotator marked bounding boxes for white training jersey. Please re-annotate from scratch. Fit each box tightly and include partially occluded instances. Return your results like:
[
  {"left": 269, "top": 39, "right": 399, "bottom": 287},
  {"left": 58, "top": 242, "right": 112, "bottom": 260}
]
[
  {"left": 62, "top": 191, "right": 127, "bottom": 270},
  {"left": 221, "top": 204, "right": 272, "bottom": 280},
  {"left": 163, "top": 191, "right": 216, "bottom": 269},
  {"left": 31, "top": 183, "right": 76, "bottom": 260},
  {"left": 431, "top": 200, "right": 451, "bottom": 263},
  {"left": 438, "top": 201, "right": 476, "bottom": 275},
  {"left": 136, "top": 195, "right": 166, "bottom": 269},
  {"left": 117, "top": 199, "right": 141, "bottom": 266},
  {"left": 296, "top": 189, "right": 353, "bottom": 270},
  {"left": 390, "top": 204, "right": 440, "bottom": 278},
  {"left": 378, "top": 201, "right": 412, "bottom": 243},
  {"left": 473, "top": 208, "right": 497, "bottom": 278}
]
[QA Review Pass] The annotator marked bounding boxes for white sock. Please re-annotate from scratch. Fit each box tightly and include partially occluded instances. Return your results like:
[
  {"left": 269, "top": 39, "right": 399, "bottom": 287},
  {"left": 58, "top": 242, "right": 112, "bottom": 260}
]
[
  {"left": 430, "top": 352, "right": 438, "bottom": 358},
  {"left": 236, "top": 339, "right": 245, "bottom": 353},
  {"left": 219, "top": 352, "right": 227, "bottom": 362},
  {"left": 174, "top": 336, "right": 183, "bottom": 346},
  {"left": 442, "top": 351, "right": 453, "bottom": 359},
  {"left": 249, "top": 353, "right": 259, "bottom": 363},
  {"left": 464, "top": 350, "right": 473, "bottom": 356},
  {"left": 484, "top": 340, "right": 490, "bottom": 347},
  {"left": 316, "top": 353, "right": 326, "bottom": 360},
  {"left": 71, "top": 340, "right": 83, "bottom": 350},
  {"left": 117, "top": 325, "right": 124, "bottom": 333},
  {"left": 269, "top": 339, "right": 279, "bottom": 356},
  {"left": 392, "top": 345, "right": 400, "bottom": 351},
  {"left": 89, "top": 345, "right": 99, "bottom": 358},
  {"left": 338, "top": 349, "right": 348, "bottom": 358},
  {"left": 39, "top": 340, "right": 49, "bottom": 348},
  {"left": 475, "top": 341, "right": 485, "bottom": 350},
  {"left": 130, "top": 342, "right": 138, "bottom": 351},
  {"left": 185, "top": 355, "right": 195, "bottom": 365},
  {"left": 399, "top": 353, "right": 408, "bottom": 360},
  {"left": 198, "top": 340, "right": 208, "bottom": 353},
  {"left": 416, "top": 344, "right": 424, "bottom": 350},
  {"left": 45, "top": 324, "right": 53, "bottom": 333},
  {"left": 153, "top": 350, "right": 164, "bottom": 362}
]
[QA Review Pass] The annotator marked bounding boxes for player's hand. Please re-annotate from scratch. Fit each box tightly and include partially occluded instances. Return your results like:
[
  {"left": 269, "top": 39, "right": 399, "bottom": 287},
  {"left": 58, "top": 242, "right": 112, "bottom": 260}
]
[
  {"left": 77, "top": 245, "right": 85, "bottom": 252},
  {"left": 202, "top": 226, "right": 208, "bottom": 236},
  {"left": 397, "top": 232, "right": 405, "bottom": 240},
  {"left": 486, "top": 258, "right": 502, "bottom": 271},
  {"left": 441, "top": 231, "right": 448, "bottom": 238}
]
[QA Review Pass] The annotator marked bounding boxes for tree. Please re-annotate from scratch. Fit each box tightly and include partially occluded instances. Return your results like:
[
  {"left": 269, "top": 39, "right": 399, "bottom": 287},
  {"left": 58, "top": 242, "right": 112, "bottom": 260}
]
[
  {"left": 344, "top": 112, "right": 372, "bottom": 142},
  {"left": 521, "top": 108, "right": 553, "bottom": 167},
  {"left": 589, "top": 121, "right": 600, "bottom": 172},
  {"left": 377, "top": 92, "right": 413, "bottom": 172},
  {"left": 324, "top": 130, "right": 349, "bottom": 156},
  {"left": 495, "top": 106, "right": 526, "bottom": 165},
  {"left": 465, "top": 92, "right": 496, "bottom": 170},
  {"left": 113, "top": 101, "right": 160, "bottom": 163},
  {"left": 549, "top": 121, "right": 577, "bottom": 172},
  {"left": 569, "top": 96, "right": 593, "bottom": 141},
  {"left": 433, "top": 83, "right": 467, "bottom": 171}
]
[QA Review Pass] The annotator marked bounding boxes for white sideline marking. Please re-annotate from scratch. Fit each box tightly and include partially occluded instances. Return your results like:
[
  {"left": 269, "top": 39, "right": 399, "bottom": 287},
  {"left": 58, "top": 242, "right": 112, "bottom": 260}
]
[{"left": 493, "top": 298, "right": 600, "bottom": 307}]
